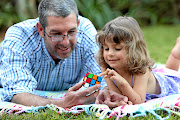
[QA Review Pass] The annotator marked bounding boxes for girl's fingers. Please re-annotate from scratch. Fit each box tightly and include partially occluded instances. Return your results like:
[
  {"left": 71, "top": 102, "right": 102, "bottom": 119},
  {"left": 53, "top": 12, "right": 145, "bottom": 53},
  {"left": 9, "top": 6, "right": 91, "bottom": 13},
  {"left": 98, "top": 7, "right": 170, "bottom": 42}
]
[
  {"left": 99, "top": 69, "right": 111, "bottom": 76},
  {"left": 99, "top": 72, "right": 106, "bottom": 76}
]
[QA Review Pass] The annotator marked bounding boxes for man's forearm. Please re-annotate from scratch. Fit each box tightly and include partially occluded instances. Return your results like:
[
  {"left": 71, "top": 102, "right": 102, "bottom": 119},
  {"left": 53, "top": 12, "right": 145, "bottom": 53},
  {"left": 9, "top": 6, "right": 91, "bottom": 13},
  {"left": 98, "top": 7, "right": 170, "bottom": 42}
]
[{"left": 11, "top": 92, "right": 65, "bottom": 107}]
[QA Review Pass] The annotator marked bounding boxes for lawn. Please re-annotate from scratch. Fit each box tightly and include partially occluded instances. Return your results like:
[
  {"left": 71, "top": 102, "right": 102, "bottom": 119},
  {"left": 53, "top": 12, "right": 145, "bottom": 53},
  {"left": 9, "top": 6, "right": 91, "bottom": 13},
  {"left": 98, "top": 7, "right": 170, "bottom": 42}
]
[
  {"left": 0, "top": 25, "right": 180, "bottom": 119},
  {"left": 143, "top": 25, "right": 180, "bottom": 64}
]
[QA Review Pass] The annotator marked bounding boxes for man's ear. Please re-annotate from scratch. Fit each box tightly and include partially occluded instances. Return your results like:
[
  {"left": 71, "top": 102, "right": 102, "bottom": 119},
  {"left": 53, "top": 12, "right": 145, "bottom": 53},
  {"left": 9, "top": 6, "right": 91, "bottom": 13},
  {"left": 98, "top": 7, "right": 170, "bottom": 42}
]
[
  {"left": 77, "top": 19, "right": 80, "bottom": 27},
  {"left": 36, "top": 22, "right": 44, "bottom": 38}
]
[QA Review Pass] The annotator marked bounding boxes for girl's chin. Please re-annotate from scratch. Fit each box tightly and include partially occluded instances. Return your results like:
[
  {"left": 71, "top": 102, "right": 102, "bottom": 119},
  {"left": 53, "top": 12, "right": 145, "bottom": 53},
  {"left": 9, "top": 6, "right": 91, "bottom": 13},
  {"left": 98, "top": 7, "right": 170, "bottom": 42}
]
[{"left": 109, "top": 64, "right": 117, "bottom": 67}]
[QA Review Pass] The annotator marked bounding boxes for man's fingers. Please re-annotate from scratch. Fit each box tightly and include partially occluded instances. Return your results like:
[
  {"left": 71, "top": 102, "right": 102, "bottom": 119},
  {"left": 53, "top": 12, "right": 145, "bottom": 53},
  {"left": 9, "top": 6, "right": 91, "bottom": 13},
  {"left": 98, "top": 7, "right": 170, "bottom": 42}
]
[
  {"left": 118, "top": 101, "right": 127, "bottom": 106},
  {"left": 110, "top": 92, "right": 128, "bottom": 103},
  {"left": 77, "top": 84, "right": 101, "bottom": 96},
  {"left": 80, "top": 90, "right": 99, "bottom": 105},
  {"left": 114, "top": 95, "right": 128, "bottom": 103},
  {"left": 95, "top": 99, "right": 101, "bottom": 104},
  {"left": 102, "top": 90, "right": 111, "bottom": 103},
  {"left": 122, "top": 96, "right": 128, "bottom": 103},
  {"left": 106, "top": 100, "right": 127, "bottom": 108},
  {"left": 95, "top": 90, "right": 103, "bottom": 104},
  {"left": 87, "top": 90, "right": 99, "bottom": 104},
  {"left": 105, "top": 101, "right": 119, "bottom": 108},
  {"left": 127, "top": 101, "right": 133, "bottom": 105},
  {"left": 88, "top": 84, "right": 101, "bottom": 91},
  {"left": 68, "top": 81, "right": 84, "bottom": 92}
]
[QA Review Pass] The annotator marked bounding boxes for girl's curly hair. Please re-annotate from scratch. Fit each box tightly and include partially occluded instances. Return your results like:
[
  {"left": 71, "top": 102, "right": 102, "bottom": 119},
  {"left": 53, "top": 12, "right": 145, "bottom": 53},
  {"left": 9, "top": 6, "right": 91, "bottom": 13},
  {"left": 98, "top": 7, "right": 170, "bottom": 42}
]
[{"left": 96, "top": 16, "right": 154, "bottom": 74}]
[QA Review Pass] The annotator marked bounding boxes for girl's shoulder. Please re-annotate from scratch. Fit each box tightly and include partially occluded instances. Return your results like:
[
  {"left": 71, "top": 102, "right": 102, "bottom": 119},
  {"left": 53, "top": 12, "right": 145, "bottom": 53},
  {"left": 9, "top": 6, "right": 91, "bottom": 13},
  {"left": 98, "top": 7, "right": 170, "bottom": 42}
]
[
  {"left": 134, "top": 68, "right": 152, "bottom": 78},
  {"left": 133, "top": 68, "right": 153, "bottom": 85}
]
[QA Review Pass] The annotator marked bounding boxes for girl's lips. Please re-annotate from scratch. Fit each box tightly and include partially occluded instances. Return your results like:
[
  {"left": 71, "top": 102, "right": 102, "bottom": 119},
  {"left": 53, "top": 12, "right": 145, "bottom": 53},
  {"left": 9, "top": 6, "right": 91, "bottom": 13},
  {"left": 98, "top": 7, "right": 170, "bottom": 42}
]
[
  {"left": 108, "top": 59, "right": 120, "bottom": 64},
  {"left": 109, "top": 59, "right": 119, "bottom": 61}
]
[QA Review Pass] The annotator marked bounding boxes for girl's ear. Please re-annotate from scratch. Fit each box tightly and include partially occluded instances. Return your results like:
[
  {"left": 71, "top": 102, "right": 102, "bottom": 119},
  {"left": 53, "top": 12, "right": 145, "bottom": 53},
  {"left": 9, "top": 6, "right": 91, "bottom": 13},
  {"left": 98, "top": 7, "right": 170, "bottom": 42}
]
[{"left": 36, "top": 22, "right": 44, "bottom": 38}]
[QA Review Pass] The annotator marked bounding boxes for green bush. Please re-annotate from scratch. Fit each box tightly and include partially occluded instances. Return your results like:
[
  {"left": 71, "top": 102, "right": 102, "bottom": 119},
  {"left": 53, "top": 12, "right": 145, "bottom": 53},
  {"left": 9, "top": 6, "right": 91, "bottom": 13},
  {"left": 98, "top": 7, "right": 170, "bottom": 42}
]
[
  {"left": 76, "top": 0, "right": 180, "bottom": 29},
  {"left": 75, "top": 0, "right": 121, "bottom": 30},
  {"left": 0, "top": 0, "right": 20, "bottom": 30},
  {"left": 0, "top": 0, "right": 179, "bottom": 31}
]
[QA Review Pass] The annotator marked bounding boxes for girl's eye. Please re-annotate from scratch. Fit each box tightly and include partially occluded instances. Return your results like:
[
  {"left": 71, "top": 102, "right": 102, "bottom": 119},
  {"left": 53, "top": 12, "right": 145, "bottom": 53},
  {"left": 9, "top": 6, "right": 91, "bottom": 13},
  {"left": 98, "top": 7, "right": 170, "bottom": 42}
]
[
  {"left": 115, "top": 48, "right": 121, "bottom": 50},
  {"left": 104, "top": 48, "right": 109, "bottom": 51}
]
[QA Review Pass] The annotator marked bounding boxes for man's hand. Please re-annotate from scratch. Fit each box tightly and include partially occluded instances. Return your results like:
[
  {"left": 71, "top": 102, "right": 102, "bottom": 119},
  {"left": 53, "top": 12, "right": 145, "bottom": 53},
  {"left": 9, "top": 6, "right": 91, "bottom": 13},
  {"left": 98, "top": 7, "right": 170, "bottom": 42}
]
[
  {"left": 95, "top": 89, "right": 132, "bottom": 108},
  {"left": 61, "top": 81, "right": 101, "bottom": 108},
  {"left": 11, "top": 81, "right": 100, "bottom": 108}
]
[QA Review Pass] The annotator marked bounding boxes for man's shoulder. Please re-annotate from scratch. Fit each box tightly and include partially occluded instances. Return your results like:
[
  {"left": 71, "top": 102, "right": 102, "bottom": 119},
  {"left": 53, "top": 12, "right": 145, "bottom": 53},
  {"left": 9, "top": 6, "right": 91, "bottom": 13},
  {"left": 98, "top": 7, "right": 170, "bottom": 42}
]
[
  {"left": 78, "top": 16, "right": 95, "bottom": 29},
  {"left": 12, "top": 18, "right": 38, "bottom": 31},
  {"left": 5, "top": 18, "right": 39, "bottom": 38},
  {"left": 76, "top": 16, "right": 97, "bottom": 50},
  {"left": 15, "top": 18, "right": 39, "bottom": 26},
  {"left": 77, "top": 15, "right": 97, "bottom": 39},
  {"left": 2, "top": 18, "right": 42, "bottom": 54}
]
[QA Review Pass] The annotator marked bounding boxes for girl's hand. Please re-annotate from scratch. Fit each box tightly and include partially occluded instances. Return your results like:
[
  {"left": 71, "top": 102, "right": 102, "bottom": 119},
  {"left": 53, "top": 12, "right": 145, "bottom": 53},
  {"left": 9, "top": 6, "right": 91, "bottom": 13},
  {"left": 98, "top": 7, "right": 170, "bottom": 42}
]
[
  {"left": 100, "top": 68, "right": 127, "bottom": 85},
  {"left": 99, "top": 68, "right": 127, "bottom": 94},
  {"left": 99, "top": 68, "right": 110, "bottom": 78},
  {"left": 99, "top": 68, "right": 116, "bottom": 78}
]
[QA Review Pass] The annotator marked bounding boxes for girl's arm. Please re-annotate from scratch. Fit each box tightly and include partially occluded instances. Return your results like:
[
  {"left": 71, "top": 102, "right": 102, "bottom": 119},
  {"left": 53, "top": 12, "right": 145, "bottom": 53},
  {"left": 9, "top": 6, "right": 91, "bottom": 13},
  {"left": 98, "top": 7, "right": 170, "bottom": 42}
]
[
  {"left": 100, "top": 68, "right": 122, "bottom": 95},
  {"left": 107, "top": 69, "right": 149, "bottom": 104}
]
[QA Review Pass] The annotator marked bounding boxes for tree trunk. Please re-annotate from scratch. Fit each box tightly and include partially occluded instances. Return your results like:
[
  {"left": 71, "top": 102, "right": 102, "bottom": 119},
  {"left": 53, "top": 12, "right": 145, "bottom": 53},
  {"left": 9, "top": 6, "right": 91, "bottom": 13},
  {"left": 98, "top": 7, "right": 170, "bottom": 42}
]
[{"left": 16, "top": 0, "right": 38, "bottom": 21}]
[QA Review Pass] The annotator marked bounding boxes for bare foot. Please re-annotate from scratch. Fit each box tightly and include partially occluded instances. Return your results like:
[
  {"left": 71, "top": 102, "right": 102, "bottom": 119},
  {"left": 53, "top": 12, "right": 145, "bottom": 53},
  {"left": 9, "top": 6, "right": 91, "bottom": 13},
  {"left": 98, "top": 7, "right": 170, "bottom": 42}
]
[{"left": 171, "top": 36, "right": 180, "bottom": 60}]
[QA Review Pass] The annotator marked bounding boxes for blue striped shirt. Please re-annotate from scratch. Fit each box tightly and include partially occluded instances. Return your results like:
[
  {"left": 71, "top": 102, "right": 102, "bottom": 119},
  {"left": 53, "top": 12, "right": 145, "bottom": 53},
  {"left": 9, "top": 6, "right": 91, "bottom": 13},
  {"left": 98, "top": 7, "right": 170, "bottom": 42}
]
[{"left": 0, "top": 16, "right": 106, "bottom": 102}]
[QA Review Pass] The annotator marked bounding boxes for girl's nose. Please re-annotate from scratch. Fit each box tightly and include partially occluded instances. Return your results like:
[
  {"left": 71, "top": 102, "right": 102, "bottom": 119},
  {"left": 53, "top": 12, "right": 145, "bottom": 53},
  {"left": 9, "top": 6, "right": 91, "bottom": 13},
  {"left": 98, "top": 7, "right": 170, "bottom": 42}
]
[{"left": 108, "top": 49, "right": 114, "bottom": 56}]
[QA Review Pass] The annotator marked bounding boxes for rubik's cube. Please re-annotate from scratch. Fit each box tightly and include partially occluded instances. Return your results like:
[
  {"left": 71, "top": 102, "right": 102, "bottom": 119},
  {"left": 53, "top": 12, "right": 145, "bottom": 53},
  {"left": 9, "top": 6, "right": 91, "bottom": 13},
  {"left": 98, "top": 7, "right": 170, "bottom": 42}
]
[{"left": 82, "top": 72, "right": 102, "bottom": 88}]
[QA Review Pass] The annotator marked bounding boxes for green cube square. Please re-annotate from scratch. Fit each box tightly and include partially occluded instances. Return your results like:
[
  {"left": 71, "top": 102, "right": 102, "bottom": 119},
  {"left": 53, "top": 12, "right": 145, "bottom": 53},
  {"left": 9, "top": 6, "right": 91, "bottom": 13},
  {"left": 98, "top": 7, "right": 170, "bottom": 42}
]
[{"left": 88, "top": 73, "right": 93, "bottom": 78}]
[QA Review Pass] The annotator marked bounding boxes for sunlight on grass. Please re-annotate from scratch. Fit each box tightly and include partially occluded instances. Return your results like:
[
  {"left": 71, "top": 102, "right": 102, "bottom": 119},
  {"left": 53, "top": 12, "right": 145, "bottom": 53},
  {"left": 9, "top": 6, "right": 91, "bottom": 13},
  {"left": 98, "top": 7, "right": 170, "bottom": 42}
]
[{"left": 142, "top": 25, "right": 180, "bottom": 64}]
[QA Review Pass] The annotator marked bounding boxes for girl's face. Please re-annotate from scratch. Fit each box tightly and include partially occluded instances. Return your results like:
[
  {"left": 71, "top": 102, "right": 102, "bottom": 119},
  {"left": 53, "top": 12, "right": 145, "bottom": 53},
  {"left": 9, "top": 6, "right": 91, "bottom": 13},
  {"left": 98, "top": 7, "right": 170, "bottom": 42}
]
[{"left": 103, "top": 40, "right": 128, "bottom": 70}]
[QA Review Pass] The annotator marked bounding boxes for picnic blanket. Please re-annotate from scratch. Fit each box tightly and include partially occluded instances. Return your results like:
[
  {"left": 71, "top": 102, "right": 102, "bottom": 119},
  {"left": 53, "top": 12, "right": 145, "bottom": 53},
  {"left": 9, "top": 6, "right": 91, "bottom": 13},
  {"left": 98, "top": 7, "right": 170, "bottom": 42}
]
[
  {"left": 0, "top": 89, "right": 180, "bottom": 120},
  {"left": 0, "top": 64, "right": 180, "bottom": 119}
]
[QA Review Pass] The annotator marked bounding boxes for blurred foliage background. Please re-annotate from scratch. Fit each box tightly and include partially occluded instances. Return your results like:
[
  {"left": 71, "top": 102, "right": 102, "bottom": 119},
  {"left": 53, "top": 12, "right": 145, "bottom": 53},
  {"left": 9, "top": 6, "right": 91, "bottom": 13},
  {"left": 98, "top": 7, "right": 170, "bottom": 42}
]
[
  {"left": 0, "top": 0, "right": 179, "bottom": 31},
  {"left": 0, "top": 0, "right": 180, "bottom": 64}
]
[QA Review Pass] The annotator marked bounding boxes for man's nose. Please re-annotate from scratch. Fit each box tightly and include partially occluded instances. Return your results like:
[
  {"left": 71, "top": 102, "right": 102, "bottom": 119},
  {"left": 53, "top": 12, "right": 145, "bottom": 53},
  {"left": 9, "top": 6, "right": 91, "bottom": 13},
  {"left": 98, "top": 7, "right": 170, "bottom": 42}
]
[{"left": 61, "top": 35, "right": 70, "bottom": 45}]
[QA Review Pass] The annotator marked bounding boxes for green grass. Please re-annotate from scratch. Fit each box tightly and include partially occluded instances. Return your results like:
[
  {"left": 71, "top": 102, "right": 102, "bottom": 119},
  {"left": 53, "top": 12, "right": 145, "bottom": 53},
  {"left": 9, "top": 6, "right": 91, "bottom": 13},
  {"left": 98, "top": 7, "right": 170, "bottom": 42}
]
[
  {"left": 0, "top": 108, "right": 180, "bottom": 120},
  {"left": 143, "top": 24, "right": 180, "bottom": 64},
  {"left": 0, "top": 25, "right": 180, "bottom": 119}
]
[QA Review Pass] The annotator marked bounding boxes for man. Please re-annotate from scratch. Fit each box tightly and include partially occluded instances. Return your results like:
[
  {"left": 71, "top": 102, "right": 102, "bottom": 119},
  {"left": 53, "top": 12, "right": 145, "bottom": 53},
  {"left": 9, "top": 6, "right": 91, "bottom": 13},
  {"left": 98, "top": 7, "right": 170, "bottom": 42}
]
[{"left": 0, "top": 0, "right": 128, "bottom": 108}]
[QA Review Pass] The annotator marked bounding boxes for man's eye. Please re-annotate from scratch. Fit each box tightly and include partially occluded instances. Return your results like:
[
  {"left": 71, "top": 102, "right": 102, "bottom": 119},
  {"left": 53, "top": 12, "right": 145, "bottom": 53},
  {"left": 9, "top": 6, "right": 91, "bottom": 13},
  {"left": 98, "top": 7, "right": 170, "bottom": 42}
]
[
  {"left": 69, "top": 31, "right": 76, "bottom": 34},
  {"left": 52, "top": 33, "right": 60, "bottom": 36}
]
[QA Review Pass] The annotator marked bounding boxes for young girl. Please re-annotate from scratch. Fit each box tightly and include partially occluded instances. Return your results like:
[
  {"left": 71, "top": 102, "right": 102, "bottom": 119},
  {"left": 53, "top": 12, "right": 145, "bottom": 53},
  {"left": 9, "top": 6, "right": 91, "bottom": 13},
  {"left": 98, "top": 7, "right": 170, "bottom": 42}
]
[{"left": 96, "top": 16, "right": 180, "bottom": 105}]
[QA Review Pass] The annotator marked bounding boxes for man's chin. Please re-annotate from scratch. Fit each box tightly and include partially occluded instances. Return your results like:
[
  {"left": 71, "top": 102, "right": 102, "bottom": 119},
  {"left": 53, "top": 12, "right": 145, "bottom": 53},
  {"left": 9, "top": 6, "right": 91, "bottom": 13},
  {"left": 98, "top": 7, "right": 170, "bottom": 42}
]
[{"left": 57, "top": 52, "right": 72, "bottom": 59}]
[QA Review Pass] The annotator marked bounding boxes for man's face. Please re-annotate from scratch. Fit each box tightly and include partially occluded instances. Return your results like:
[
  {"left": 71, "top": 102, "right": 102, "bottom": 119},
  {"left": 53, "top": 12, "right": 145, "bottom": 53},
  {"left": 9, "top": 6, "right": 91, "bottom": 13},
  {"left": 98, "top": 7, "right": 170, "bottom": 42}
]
[{"left": 44, "top": 12, "right": 78, "bottom": 60}]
